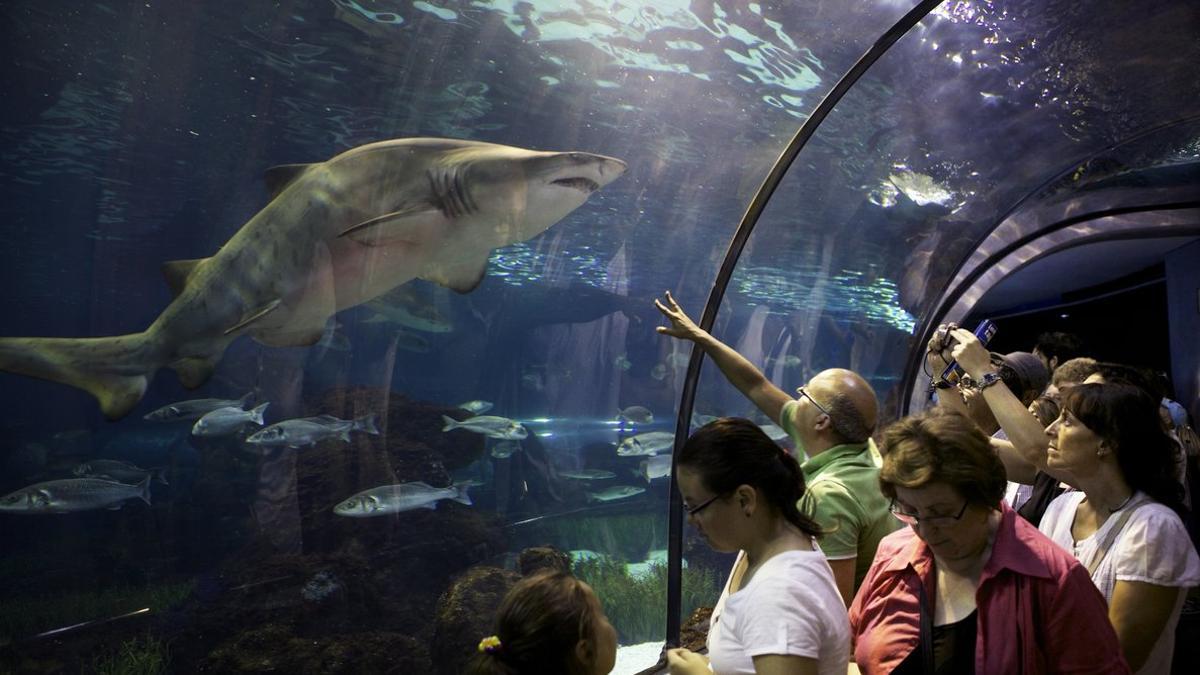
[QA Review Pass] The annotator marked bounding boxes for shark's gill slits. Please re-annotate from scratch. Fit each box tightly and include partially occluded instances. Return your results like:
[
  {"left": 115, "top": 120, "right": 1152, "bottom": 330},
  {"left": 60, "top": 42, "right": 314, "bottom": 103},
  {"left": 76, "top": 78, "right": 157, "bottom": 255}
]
[
  {"left": 551, "top": 177, "right": 600, "bottom": 193},
  {"left": 427, "top": 169, "right": 461, "bottom": 218},
  {"left": 451, "top": 168, "right": 476, "bottom": 216}
]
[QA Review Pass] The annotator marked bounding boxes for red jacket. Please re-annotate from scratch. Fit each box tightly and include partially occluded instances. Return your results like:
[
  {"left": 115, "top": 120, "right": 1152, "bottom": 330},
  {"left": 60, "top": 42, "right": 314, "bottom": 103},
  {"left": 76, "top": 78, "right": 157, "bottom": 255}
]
[{"left": 849, "top": 503, "right": 1129, "bottom": 674}]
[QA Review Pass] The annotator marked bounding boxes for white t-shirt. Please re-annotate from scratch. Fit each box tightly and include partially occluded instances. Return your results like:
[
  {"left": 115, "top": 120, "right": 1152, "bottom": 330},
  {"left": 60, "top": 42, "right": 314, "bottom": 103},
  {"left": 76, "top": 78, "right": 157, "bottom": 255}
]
[
  {"left": 1039, "top": 491, "right": 1200, "bottom": 675},
  {"left": 707, "top": 549, "right": 850, "bottom": 675}
]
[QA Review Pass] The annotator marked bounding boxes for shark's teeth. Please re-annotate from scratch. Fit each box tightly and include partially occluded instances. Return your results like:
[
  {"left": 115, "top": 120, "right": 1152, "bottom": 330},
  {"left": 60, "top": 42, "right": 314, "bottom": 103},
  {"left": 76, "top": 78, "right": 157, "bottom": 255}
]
[{"left": 552, "top": 177, "right": 600, "bottom": 193}]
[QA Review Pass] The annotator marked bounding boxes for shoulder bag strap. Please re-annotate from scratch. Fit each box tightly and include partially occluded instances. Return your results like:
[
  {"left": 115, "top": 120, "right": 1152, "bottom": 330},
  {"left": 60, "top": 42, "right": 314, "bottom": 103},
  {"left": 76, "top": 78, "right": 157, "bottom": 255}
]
[
  {"left": 1083, "top": 501, "right": 1144, "bottom": 577},
  {"left": 918, "top": 577, "right": 934, "bottom": 675}
]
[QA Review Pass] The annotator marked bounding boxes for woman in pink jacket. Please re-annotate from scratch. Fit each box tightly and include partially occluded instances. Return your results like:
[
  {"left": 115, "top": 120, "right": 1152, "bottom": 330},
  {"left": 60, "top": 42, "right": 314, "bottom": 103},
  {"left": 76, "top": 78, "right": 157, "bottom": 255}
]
[{"left": 850, "top": 407, "right": 1128, "bottom": 674}]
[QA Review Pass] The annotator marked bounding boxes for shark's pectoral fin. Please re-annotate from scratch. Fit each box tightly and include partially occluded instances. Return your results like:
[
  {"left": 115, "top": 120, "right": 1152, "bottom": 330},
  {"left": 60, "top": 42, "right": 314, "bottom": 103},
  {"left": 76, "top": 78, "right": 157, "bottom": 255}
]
[
  {"left": 338, "top": 204, "right": 441, "bottom": 247},
  {"left": 169, "top": 356, "right": 218, "bottom": 389},
  {"left": 263, "top": 163, "right": 315, "bottom": 199},
  {"left": 224, "top": 299, "right": 283, "bottom": 336},
  {"left": 161, "top": 258, "right": 210, "bottom": 297},
  {"left": 420, "top": 252, "right": 491, "bottom": 294}
]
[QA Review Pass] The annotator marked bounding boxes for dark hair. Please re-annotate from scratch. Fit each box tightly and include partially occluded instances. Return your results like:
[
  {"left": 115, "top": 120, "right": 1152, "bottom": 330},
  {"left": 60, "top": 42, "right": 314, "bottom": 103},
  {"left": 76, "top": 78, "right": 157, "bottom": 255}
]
[
  {"left": 678, "top": 417, "right": 821, "bottom": 537},
  {"left": 1091, "top": 361, "right": 1155, "bottom": 394},
  {"left": 1060, "top": 383, "right": 1185, "bottom": 515},
  {"left": 879, "top": 407, "right": 1007, "bottom": 509},
  {"left": 466, "top": 571, "right": 597, "bottom": 675},
  {"left": 1029, "top": 396, "right": 1060, "bottom": 427},
  {"left": 1052, "top": 357, "right": 1099, "bottom": 387},
  {"left": 826, "top": 391, "right": 874, "bottom": 444},
  {"left": 1035, "top": 331, "right": 1085, "bottom": 366}
]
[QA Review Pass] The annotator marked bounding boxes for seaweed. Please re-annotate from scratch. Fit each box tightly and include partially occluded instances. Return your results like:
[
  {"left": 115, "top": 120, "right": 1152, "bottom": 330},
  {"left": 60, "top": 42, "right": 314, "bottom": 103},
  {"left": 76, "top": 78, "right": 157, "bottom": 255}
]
[
  {"left": 0, "top": 581, "right": 193, "bottom": 642},
  {"left": 573, "top": 557, "right": 719, "bottom": 644},
  {"left": 91, "top": 635, "right": 171, "bottom": 675},
  {"left": 526, "top": 512, "right": 665, "bottom": 561}
]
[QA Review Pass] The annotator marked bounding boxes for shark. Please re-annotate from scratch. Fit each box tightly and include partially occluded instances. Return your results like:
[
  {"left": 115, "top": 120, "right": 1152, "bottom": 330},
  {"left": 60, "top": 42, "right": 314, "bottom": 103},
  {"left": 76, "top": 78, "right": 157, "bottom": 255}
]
[{"left": 0, "top": 138, "right": 626, "bottom": 419}]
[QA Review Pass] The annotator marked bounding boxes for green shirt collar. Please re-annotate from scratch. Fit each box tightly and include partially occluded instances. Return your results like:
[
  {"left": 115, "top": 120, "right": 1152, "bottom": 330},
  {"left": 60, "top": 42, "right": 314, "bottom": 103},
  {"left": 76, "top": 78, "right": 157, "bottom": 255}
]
[{"left": 800, "top": 440, "right": 873, "bottom": 478}]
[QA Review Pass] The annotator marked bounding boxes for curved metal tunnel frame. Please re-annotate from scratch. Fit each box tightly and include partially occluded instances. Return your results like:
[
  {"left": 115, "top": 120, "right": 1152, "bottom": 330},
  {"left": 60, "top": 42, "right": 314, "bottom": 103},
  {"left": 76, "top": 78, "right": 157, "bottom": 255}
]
[
  {"left": 662, "top": 0, "right": 947, "bottom": 647},
  {"left": 661, "top": 0, "right": 1200, "bottom": 650}
]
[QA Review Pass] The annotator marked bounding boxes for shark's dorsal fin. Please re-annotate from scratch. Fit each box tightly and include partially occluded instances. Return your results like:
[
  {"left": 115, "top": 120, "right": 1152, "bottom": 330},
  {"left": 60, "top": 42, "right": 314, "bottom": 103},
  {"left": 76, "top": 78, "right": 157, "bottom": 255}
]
[
  {"left": 420, "top": 253, "right": 491, "bottom": 294},
  {"left": 161, "top": 258, "right": 210, "bottom": 297},
  {"left": 263, "top": 164, "right": 314, "bottom": 199},
  {"left": 224, "top": 299, "right": 283, "bottom": 336},
  {"left": 338, "top": 204, "right": 441, "bottom": 246}
]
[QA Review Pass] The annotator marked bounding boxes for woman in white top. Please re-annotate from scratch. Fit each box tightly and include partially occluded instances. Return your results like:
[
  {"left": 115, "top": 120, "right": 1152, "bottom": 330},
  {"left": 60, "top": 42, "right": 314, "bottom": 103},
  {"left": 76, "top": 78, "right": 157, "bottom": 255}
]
[
  {"left": 1038, "top": 382, "right": 1200, "bottom": 674},
  {"left": 667, "top": 417, "right": 850, "bottom": 675}
]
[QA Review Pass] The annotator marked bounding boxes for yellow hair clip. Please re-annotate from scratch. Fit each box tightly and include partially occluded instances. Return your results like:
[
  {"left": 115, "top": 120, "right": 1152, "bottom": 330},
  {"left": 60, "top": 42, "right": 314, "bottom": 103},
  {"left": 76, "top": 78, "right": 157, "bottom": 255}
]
[{"left": 478, "top": 635, "right": 502, "bottom": 654}]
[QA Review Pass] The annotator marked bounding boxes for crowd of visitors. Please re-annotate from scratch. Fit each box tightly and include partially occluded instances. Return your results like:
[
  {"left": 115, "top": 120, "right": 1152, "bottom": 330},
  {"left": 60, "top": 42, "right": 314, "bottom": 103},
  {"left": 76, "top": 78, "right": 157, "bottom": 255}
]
[{"left": 467, "top": 298, "right": 1199, "bottom": 675}]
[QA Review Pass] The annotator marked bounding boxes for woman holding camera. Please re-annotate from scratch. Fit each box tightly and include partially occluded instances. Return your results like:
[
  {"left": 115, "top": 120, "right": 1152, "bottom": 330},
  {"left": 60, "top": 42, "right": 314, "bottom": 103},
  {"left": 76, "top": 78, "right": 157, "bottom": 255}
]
[
  {"left": 850, "top": 407, "right": 1127, "bottom": 673},
  {"left": 938, "top": 328, "right": 1200, "bottom": 673}
]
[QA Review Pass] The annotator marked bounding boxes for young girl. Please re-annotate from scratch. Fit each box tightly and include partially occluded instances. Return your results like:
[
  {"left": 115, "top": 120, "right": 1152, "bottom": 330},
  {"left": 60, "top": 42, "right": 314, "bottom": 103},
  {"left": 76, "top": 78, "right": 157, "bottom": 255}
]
[
  {"left": 467, "top": 570, "right": 618, "bottom": 675},
  {"left": 668, "top": 417, "right": 850, "bottom": 675}
]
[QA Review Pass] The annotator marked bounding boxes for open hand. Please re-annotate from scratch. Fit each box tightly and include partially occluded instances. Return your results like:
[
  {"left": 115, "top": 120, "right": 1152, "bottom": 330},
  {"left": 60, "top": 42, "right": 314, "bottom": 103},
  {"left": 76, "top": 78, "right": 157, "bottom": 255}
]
[{"left": 655, "top": 291, "right": 707, "bottom": 343}]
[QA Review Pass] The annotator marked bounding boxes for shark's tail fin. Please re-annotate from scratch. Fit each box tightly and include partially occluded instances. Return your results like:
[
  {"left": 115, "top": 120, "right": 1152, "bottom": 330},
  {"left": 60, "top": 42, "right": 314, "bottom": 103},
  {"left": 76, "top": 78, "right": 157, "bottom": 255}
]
[{"left": 0, "top": 333, "right": 161, "bottom": 419}]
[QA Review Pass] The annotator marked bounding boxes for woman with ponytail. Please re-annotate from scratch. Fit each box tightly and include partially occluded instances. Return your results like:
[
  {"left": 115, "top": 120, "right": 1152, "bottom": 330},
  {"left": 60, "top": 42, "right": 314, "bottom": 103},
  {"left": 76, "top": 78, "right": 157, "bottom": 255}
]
[
  {"left": 666, "top": 417, "right": 850, "bottom": 675},
  {"left": 466, "top": 570, "right": 617, "bottom": 675}
]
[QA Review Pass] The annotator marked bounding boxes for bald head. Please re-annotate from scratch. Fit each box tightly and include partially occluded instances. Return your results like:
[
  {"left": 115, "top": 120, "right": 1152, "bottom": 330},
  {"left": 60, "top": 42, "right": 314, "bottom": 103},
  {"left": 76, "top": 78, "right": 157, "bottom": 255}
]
[{"left": 808, "top": 368, "right": 878, "bottom": 443}]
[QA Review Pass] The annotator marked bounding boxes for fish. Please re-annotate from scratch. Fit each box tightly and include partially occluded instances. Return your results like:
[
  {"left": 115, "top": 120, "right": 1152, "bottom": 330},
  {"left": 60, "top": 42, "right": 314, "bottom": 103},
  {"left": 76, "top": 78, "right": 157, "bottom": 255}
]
[
  {"left": 613, "top": 354, "right": 632, "bottom": 371},
  {"left": 490, "top": 440, "right": 522, "bottom": 459},
  {"left": 617, "top": 431, "right": 675, "bottom": 457},
  {"left": 192, "top": 402, "right": 270, "bottom": 437},
  {"left": 616, "top": 406, "right": 654, "bottom": 425},
  {"left": 332, "top": 482, "right": 472, "bottom": 517},
  {"left": 768, "top": 355, "right": 803, "bottom": 368},
  {"left": 587, "top": 485, "right": 646, "bottom": 502},
  {"left": 650, "top": 363, "right": 668, "bottom": 381},
  {"left": 246, "top": 414, "right": 379, "bottom": 448},
  {"left": 560, "top": 469, "right": 616, "bottom": 480},
  {"left": 442, "top": 414, "right": 528, "bottom": 440},
  {"left": 364, "top": 286, "right": 454, "bottom": 333},
  {"left": 457, "top": 400, "right": 494, "bottom": 415},
  {"left": 143, "top": 393, "right": 253, "bottom": 422},
  {"left": 0, "top": 476, "right": 152, "bottom": 514},
  {"left": 639, "top": 455, "right": 672, "bottom": 482},
  {"left": 73, "top": 459, "right": 169, "bottom": 486},
  {"left": 0, "top": 138, "right": 626, "bottom": 419},
  {"left": 393, "top": 330, "right": 431, "bottom": 353}
]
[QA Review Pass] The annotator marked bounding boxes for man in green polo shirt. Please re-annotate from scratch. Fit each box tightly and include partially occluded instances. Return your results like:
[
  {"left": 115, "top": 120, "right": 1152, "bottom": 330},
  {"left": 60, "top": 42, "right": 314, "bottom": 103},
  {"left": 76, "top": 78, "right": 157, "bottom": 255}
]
[{"left": 655, "top": 291, "right": 897, "bottom": 606}]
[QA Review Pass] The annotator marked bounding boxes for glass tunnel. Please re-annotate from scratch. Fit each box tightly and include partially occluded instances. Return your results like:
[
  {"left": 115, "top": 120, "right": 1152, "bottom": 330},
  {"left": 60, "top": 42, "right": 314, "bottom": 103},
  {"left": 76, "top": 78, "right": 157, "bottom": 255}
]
[{"left": 0, "top": 1, "right": 1196, "bottom": 672}]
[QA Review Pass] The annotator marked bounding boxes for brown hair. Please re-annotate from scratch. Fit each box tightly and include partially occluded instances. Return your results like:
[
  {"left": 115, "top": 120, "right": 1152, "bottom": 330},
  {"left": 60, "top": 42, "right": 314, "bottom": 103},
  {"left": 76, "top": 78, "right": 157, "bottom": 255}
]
[
  {"left": 1051, "top": 357, "right": 1099, "bottom": 388},
  {"left": 679, "top": 417, "right": 821, "bottom": 537},
  {"left": 1060, "top": 383, "right": 1184, "bottom": 514},
  {"left": 879, "top": 407, "right": 1007, "bottom": 508},
  {"left": 466, "top": 571, "right": 598, "bottom": 675}
]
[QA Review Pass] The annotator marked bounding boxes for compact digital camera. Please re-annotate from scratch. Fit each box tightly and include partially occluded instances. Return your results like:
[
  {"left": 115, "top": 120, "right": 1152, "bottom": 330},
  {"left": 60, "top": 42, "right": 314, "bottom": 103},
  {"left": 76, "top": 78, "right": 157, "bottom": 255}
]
[{"left": 938, "top": 319, "right": 998, "bottom": 381}]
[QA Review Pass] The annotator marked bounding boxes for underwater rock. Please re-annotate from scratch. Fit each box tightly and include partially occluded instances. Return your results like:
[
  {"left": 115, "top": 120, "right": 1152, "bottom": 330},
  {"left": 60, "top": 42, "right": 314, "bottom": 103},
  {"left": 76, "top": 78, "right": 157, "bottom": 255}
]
[
  {"left": 680, "top": 606, "right": 714, "bottom": 652},
  {"left": 518, "top": 545, "right": 571, "bottom": 575},
  {"left": 300, "top": 570, "right": 343, "bottom": 602},
  {"left": 206, "top": 622, "right": 430, "bottom": 673},
  {"left": 431, "top": 565, "right": 522, "bottom": 675}
]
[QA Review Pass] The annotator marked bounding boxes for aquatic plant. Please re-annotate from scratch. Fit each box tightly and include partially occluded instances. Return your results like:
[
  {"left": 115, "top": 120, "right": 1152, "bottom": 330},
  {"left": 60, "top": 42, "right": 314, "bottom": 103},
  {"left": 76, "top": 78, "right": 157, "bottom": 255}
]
[
  {"left": 91, "top": 635, "right": 171, "bottom": 675},
  {"left": 530, "top": 512, "right": 665, "bottom": 561},
  {"left": 573, "top": 557, "right": 718, "bottom": 644},
  {"left": 0, "top": 580, "right": 193, "bottom": 642}
]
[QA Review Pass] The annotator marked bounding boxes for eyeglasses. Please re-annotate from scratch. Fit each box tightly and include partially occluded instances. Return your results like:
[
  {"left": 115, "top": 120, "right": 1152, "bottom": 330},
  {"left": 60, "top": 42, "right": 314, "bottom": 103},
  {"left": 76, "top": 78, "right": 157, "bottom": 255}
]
[
  {"left": 889, "top": 499, "right": 970, "bottom": 527},
  {"left": 795, "top": 386, "right": 832, "bottom": 418},
  {"left": 683, "top": 493, "right": 723, "bottom": 516}
]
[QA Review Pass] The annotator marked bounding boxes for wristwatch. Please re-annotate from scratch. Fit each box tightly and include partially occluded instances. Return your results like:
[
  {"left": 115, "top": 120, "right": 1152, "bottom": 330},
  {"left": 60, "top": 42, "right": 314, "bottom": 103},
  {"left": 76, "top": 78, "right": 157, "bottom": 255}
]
[{"left": 960, "top": 372, "right": 1002, "bottom": 391}]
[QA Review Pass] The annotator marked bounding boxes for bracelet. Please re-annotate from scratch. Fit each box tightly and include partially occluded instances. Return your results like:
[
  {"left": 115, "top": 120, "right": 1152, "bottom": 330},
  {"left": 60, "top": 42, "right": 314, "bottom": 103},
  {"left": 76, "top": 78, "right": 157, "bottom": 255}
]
[{"left": 959, "top": 372, "right": 1002, "bottom": 392}]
